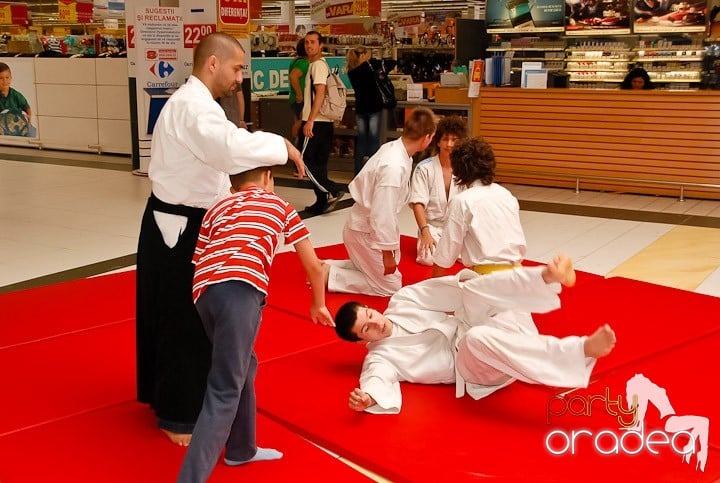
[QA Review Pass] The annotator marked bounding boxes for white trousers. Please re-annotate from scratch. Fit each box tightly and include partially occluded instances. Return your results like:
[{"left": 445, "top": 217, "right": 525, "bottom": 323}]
[
  {"left": 327, "top": 225, "right": 402, "bottom": 296},
  {"left": 451, "top": 267, "right": 596, "bottom": 397}
]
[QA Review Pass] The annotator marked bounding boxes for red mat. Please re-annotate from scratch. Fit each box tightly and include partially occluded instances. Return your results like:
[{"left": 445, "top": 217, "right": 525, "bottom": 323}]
[
  {"left": 0, "top": 321, "right": 135, "bottom": 436},
  {"left": 267, "top": 236, "right": 601, "bottom": 321},
  {"left": 255, "top": 306, "right": 339, "bottom": 362},
  {"left": 0, "top": 270, "right": 135, "bottom": 349},
  {"left": 255, "top": 338, "right": 720, "bottom": 481},
  {"left": 533, "top": 276, "right": 720, "bottom": 378},
  {"left": 0, "top": 401, "right": 371, "bottom": 483}
]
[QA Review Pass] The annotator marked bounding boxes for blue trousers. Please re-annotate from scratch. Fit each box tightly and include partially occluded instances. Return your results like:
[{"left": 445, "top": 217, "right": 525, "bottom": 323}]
[{"left": 177, "top": 281, "right": 265, "bottom": 483}]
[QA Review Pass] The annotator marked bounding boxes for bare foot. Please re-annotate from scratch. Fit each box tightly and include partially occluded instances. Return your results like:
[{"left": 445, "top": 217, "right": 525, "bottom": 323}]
[
  {"left": 584, "top": 324, "right": 616, "bottom": 358},
  {"left": 544, "top": 255, "right": 576, "bottom": 287},
  {"left": 161, "top": 429, "right": 191, "bottom": 446}
]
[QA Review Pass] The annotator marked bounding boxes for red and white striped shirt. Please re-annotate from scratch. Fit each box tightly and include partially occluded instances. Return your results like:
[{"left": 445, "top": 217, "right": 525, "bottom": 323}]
[{"left": 192, "top": 186, "right": 310, "bottom": 302}]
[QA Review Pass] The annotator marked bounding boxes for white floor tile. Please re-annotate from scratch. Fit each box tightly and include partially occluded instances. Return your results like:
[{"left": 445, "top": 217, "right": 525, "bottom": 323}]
[{"left": 694, "top": 267, "right": 720, "bottom": 298}]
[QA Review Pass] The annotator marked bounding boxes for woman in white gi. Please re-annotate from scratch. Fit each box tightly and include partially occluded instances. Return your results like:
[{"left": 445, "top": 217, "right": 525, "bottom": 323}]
[
  {"left": 432, "top": 137, "right": 526, "bottom": 278},
  {"left": 409, "top": 116, "right": 468, "bottom": 266},
  {"left": 334, "top": 256, "right": 616, "bottom": 414},
  {"left": 324, "top": 108, "right": 436, "bottom": 296}
]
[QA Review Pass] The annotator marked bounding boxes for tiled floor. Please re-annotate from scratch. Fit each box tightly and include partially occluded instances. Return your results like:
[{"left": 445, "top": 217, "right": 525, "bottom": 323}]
[{"left": 2, "top": 149, "right": 720, "bottom": 482}]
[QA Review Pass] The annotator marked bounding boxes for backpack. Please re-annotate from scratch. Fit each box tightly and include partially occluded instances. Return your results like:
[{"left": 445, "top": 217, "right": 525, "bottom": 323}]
[{"left": 311, "top": 60, "right": 347, "bottom": 121}]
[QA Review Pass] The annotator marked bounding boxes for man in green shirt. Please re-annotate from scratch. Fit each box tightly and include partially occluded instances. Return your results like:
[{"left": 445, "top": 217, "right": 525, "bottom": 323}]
[{"left": 0, "top": 62, "right": 32, "bottom": 136}]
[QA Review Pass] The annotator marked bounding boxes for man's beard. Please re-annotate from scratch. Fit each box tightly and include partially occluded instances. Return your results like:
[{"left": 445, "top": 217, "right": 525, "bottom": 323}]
[{"left": 223, "top": 85, "right": 238, "bottom": 98}]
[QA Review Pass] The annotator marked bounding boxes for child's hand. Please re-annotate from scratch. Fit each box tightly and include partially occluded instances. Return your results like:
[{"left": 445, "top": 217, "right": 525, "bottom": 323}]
[
  {"left": 382, "top": 251, "right": 397, "bottom": 275},
  {"left": 349, "top": 388, "right": 374, "bottom": 411},
  {"left": 311, "top": 306, "right": 334, "bottom": 326},
  {"left": 418, "top": 230, "right": 436, "bottom": 259}
]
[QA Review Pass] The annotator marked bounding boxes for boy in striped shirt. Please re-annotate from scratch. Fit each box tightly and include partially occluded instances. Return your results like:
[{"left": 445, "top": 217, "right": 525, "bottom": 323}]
[{"left": 178, "top": 166, "right": 334, "bottom": 483}]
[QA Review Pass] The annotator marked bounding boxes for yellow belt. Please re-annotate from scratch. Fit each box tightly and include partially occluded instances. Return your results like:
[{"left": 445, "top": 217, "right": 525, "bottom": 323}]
[{"left": 471, "top": 264, "right": 518, "bottom": 275}]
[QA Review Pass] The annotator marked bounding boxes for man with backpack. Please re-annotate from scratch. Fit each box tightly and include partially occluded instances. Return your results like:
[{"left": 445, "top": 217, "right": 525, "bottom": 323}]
[{"left": 299, "top": 31, "right": 346, "bottom": 215}]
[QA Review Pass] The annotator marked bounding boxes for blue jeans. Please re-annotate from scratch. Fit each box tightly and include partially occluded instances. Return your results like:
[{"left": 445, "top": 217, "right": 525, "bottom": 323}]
[{"left": 355, "top": 111, "right": 382, "bottom": 175}]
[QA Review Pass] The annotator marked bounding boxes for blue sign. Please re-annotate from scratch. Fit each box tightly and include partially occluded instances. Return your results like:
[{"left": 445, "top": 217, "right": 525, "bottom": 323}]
[{"left": 250, "top": 57, "right": 349, "bottom": 93}]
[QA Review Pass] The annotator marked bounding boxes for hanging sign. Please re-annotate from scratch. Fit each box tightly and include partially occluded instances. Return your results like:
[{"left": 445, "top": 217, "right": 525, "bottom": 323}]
[
  {"left": 0, "top": 3, "right": 28, "bottom": 25},
  {"left": 216, "top": 0, "right": 251, "bottom": 77},
  {"left": 0, "top": 3, "right": 11, "bottom": 24},
  {"left": 218, "top": 0, "right": 250, "bottom": 38},
  {"left": 58, "top": 0, "right": 94, "bottom": 23},
  {"left": 311, "top": 0, "right": 380, "bottom": 22}
]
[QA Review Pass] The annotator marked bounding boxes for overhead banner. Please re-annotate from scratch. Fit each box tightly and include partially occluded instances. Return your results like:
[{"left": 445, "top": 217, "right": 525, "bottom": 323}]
[
  {"left": 565, "top": 0, "right": 630, "bottom": 35},
  {"left": 486, "top": 0, "right": 565, "bottom": 33},
  {"left": 310, "top": 0, "right": 381, "bottom": 23},
  {"left": 58, "top": 0, "right": 94, "bottom": 23},
  {"left": 633, "top": 0, "right": 706, "bottom": 33}
]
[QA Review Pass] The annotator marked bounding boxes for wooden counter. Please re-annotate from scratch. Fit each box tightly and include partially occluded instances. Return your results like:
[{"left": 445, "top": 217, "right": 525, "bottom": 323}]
[{"left": 473, "top": 88, "right": 720, "bottom": 199}]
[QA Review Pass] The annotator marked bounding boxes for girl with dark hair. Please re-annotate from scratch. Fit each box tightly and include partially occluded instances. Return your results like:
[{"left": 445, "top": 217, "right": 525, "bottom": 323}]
[{"left": 621, "top": 67, "right": 654, "bottom": 90}]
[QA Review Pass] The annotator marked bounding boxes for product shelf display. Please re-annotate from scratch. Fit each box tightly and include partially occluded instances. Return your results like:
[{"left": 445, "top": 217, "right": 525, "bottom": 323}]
[
  {"left": 564, "top": 40, "right": 632, "bottom": 86},
  {"left": 487, "top": 38, "right": 566, "bottom": 74},
  {"left": 632, "top": 43, "right": 705, "bottom": 87}
]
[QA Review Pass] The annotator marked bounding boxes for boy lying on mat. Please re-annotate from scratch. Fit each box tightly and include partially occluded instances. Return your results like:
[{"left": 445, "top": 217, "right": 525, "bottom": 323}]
[
  {"left": 334, "top": 256, "right": 616, "bottom": 414},
  {"left": 178, "top": 166, "right": 334, "bottom": 482}
]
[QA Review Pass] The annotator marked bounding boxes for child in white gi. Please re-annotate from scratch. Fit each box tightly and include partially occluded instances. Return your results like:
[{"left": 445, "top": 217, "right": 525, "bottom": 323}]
[
  {"left": 324, "top": 108, "right": 436, "bottom": 296},
  {"left": 409, "top": 115, "right": 468, "bottom": 266},
  {"left": 334, "top": 256, "right": 616, "bottom": 414},
  {"left": 432, "top": 137, "right": 526, "bottom": 277}
]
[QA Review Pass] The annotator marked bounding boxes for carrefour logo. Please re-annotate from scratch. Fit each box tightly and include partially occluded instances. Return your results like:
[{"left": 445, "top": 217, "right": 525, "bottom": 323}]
[{"left": 149, "top": 61, "right": 175, "bottom": 78}]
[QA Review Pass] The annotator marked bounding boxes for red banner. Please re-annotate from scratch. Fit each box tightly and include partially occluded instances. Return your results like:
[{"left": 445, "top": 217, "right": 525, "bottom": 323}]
[{"left": 58, "top": 0, "right": 93, "bottom": 23}]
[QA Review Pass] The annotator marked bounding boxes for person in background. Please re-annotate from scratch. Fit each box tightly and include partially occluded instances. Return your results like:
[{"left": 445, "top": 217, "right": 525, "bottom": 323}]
[
  {"left": 620, "top": 67, "right": 654, "bottom": 90},
  {"left": 136, "top": 32, "right": 304, "bottom": 448},
  {"left": 409, "top": 115, "right": 468, "bottom": 266},
  {"left": 346, "top": 46, "right": 384, "bottom": 175},
  {"left": 299, "top": 31, "right": 345, "bottom": 215},
  {"left": 288, "top": 38, "right": 309, "bottom": 141}
]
